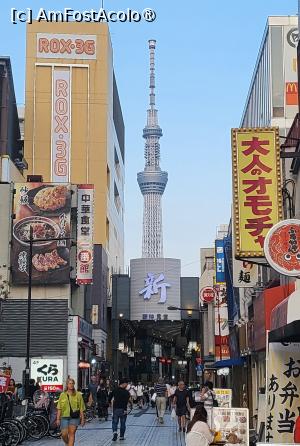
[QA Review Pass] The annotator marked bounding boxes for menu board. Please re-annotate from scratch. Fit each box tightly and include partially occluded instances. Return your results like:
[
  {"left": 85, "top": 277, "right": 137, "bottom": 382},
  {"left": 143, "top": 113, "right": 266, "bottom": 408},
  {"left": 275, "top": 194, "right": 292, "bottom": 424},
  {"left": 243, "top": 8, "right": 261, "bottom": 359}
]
[
  {"left": 212, "top": 408, "right": 249, "bottom": 445},
  {"left": 215, "top": 388, "right": 232, "bottom": 408},
  {"left": 12, "top": 183, "right": 71, "bottom": 284}
]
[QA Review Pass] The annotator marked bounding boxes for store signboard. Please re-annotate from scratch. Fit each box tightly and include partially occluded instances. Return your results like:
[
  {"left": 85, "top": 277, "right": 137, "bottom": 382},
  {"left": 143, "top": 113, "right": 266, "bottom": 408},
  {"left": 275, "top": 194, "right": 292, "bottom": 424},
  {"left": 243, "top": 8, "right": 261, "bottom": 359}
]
[
  {"left": 215, "top": 239, "right": 225, "bottom": 283},
  {"left": 130, "top": 258, "right": 181, "bottom": 321},
  {"left": 51, "top": 70, "right": 71, "bottom": 183},
  {"left": 266, "top": 342, "right": 300, "bottom": 443},
  {"left": 30, "top": 358, "right": 63, "bottom": 392},
  {"left": 214, "top": 283, "right": 230, "bottom": 361},
  {"left": 284, "top": 26, "right": 299, "bottom": 115},
  {"left": 214, "top": 388, "right": 232, "bottom": 408},
  {"left": 232, "top": 128, "right": 282, "bottom": 258},
  {"left": 264, "top": 219, "right": 300, "bottom": 277},
  {"left": 233, "top": 258, "right": 258, "bottom": 288},
  {"left": 12, "top": 183, "right": 71, "bottom": 284},
  {"left": 37, "top": 33, "right": 97, "bottom": 59},
  {"left": 212, "top": 407, "right": 249, "bottom": 445},
  {"left": 76, "top": 185, "right": 94, "bottom": 284}
]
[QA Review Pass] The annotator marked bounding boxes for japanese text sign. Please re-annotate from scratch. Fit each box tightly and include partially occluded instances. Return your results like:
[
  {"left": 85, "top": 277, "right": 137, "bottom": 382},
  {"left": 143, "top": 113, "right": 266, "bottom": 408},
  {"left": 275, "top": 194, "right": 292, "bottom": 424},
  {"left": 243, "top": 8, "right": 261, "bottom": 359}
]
[
  {"left": 31, "top": 358, "right": 63, "bottom": 392},
  {"left": 12, "top": 183, "right": 71, "bottom": 285},
  {"left": 76, "top": 185, "right": 94, "bottom": 285},
  {"left": 232, "top": 128, "right": 282, "bottom": 258},
  {"left": 266, "top": 342, "right": 300, "bottom": 443},
  {"left": 215, "top": 239, "right": 226, "bottom": 283}
]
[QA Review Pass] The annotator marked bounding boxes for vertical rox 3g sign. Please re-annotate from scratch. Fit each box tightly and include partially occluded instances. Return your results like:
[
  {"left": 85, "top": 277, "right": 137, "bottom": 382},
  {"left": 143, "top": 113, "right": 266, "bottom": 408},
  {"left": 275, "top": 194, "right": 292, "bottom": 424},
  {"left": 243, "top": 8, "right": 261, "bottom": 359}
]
[
  {"left": 37, "top": 33, "right": 97, "bottom": 59},
  {"left": 51, "top": 70, "right": 70, "bottom": 182}
]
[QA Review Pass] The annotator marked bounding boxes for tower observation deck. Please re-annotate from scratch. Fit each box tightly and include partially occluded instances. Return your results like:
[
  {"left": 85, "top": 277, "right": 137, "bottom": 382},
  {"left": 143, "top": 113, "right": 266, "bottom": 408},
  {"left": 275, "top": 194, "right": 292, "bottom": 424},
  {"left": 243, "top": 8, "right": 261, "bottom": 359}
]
[{"left": 137, "top": 39, "right": 168, "bottom": 258}]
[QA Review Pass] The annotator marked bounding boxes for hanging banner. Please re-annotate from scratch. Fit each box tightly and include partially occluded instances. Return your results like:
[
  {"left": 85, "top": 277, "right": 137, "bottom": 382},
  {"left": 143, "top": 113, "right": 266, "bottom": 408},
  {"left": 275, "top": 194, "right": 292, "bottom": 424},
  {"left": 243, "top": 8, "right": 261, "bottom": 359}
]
[
  {"left": 12, "top": 183, "right": 71, "bottom": 284},
  {"left": 214, "top": 283, "right": 230, "bottom": 361},
  {"left": 264, "top": 219, "right": 300, "bottom": 277},
  {"left": 76, "top": 184, "right": 94, "bottom": 285},
  {"left": 51, "top": 70, "right": 71, "bottom": 183},
  {"left": 266, "top": 342, "right": 300, "bottom": 443},
  {"left": 232, "top": 128, "right": 282, "bottom": 259},
  {"left": 233, "top": 258, "right": 258, "bottom": 288},
  {"left": 215, "top": 239, "right": 226, "bottom": 283}
]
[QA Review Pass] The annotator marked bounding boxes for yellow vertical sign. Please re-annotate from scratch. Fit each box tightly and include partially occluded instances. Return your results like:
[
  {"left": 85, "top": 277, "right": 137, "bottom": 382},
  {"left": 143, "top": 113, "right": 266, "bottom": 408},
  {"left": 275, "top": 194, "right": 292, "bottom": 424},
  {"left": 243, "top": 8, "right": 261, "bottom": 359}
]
[{"left": 232, "top": 128, "right": 282, "bottom": 258}]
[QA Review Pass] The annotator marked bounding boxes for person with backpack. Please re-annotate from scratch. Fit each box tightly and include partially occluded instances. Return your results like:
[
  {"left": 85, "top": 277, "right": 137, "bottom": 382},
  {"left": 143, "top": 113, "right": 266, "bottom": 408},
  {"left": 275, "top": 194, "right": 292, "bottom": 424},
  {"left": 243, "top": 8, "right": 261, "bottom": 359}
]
[{"left": 200, "top": 381, "right": 217, "bottom": 428}]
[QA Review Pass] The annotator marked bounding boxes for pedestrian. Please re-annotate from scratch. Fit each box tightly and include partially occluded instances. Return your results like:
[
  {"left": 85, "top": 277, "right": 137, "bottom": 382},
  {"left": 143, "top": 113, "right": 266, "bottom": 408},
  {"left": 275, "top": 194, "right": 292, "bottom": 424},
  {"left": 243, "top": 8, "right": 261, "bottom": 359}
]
[
  {"left": 200, "top": 381, "right": 216, "bottom": 428},
  {"left": 88, "top": 375, "right": 98, "bottom": 407},
  {"left": 154, "top": 377, "right": 168, "bottom": 424},
  {"left": 109, "top": 378, "right": 131, "bottom": 442},
  {"left": 186, "top": 405, "right": 214, "bottom": 446},
  {"left": 173, "top": 381, "right": 190, "bottom": 432},
  {"left": 135, "top": 382, "right": 144, "bottom": 408},
  {"left": 28, "top": 378, "right": 39, "bottom": 401},
  {"left": 97, "top": 382, "right": 109, "bottom": 421},
  {"left": 128, "top": 382, "right": 137, "bottom": 405},
  {"left": 6, "top": 378, "right": 17, "bottom": 398},
  {"left": 56, "top": 378, "right": 85, "bottom": 446},
  {"left": 168, "top": 382, "right": 177, "bottom": 411}
]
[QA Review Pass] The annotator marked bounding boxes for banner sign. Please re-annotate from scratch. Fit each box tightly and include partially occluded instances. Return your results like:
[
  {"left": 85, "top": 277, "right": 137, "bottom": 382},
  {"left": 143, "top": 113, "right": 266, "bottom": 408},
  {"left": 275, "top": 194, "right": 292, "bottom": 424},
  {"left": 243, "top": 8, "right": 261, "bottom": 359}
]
[
  {"left": 233, "top": 258, "right": 258, "bottom": 288},
  {"left": 213, "top": 407, "right": 249, "bottom": 445},
  {"left": 51, "top": 70, "right": 71, "bottom": 183},
  {"left": 31, "top": 358, "right": 63, "bottom": 392},
  {"left": 232, "top": 128, "right": 282, "bottom": 258},
  {"left": 264, "top": 219, "right": 300, "bottom": 277},
  {"left": 266, "top": 342, "right": 300, "bottom": 443},
  {"left": 214, "top": 283, "right": 230, "bottom": 361},
  {"left": 214, "top": 388, "right": 232, "bottom": 408},
  {"left": 76, "top": 185, "right": 94, "bottom": 285},
  {"left": 12, "top": 183, "right": 71, "bottom": 284},
  {"left": 37, "top": 33, "right": 97, "bottom": 59},
  {"left": 215, "top": 239, "right": 226, "bottom": 283}
]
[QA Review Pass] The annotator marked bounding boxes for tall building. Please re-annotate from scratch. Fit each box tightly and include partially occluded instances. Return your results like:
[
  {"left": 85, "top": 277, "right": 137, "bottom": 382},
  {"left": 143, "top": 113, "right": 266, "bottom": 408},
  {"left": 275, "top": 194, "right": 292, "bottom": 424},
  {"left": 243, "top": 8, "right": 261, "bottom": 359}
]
[{"left": 137, "top": 40, "right": 168, "bottom": 258}]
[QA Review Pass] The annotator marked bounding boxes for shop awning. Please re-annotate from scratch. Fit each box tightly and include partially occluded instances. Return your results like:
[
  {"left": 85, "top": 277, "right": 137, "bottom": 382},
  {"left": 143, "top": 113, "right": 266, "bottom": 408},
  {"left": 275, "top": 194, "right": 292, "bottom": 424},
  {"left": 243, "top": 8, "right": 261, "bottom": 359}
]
[
  {"left": 271, "top": 289, "right": 300, "bottom": 331},
  {"left": 269, "top": 320, "right": 300, "bottom": 343},
  {"left": 212, "top": 358, "right": 246, "bottom": 368}
]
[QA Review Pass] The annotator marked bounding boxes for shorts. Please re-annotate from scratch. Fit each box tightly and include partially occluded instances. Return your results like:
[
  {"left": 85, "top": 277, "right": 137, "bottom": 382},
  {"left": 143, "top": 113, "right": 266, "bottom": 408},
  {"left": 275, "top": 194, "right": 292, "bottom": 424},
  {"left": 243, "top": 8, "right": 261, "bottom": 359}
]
[
  {"left": 60, "top": 417, "right": 80, "bottom": 430},
  {"left": 176, "top": 406, "right": 187, "bottom": 417}
]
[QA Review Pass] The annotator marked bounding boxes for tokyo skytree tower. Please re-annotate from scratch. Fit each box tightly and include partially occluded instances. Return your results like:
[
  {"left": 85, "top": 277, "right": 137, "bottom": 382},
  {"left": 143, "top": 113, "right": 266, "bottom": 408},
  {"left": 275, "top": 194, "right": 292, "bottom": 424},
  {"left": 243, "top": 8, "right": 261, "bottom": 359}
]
[{"left": 137, "top": 40, "right": 168, "bottom": 258}]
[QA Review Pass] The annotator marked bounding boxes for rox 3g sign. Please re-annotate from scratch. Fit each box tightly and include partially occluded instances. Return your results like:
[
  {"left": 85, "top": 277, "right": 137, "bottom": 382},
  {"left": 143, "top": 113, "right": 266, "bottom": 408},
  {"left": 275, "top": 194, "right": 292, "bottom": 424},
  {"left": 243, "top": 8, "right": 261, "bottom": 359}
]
[{"left": 37, "top": 33, "right": 97, "bottom": 59}]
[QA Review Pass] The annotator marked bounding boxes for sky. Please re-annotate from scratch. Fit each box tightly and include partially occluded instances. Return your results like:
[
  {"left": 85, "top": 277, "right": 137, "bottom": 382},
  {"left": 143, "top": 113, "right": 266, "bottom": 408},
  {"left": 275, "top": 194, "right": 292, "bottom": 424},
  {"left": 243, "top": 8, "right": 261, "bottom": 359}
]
[{"left": 0, "top": 0, "right": 297, "bottom": 276}]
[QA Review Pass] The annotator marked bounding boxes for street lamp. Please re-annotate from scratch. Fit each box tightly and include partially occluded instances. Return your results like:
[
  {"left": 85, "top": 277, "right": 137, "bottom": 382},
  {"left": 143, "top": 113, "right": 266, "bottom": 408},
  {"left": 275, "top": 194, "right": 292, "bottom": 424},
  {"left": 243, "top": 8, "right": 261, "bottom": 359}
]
[{"left": 23, "top": 229, "right": 72, "bottom": 398}]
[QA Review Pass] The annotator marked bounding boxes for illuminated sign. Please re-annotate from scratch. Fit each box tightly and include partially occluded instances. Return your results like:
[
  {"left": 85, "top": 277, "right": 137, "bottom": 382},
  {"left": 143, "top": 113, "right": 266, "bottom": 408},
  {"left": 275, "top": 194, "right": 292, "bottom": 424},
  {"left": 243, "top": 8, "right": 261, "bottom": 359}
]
[
  {"left": 232, "top": 128, "right": 282, "bottom": 258},
  {"left": 37, "top": 33, "right": 97, "bottom": 59},
  {"left": 286, "top": 82, "right": 298, "bottom": 105},
  {"left": 76, "top": 185, "right": 94, "bottom": 284},
  {"left": 139, "top": 273, "right": 170, "bottom": 304}
]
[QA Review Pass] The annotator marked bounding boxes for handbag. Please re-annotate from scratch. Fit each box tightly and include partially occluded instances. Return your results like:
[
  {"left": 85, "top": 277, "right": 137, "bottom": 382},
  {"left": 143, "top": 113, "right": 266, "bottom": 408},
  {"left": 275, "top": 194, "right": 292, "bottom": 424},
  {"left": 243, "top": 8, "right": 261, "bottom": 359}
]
[
  {"left": 67, "top": 394, "right": 80, "bottom": 419},
  {"left": 151, "top": 392, "right": 157, "bottom": 402}
]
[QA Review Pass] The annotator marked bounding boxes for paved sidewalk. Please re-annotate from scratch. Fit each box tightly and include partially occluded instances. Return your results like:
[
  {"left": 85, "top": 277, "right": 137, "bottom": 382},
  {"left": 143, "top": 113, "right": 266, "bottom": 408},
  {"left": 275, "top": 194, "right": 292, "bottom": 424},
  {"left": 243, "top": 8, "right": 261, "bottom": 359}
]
[{"left": 24, "top": 408, "right": 187, "bottom": 445}]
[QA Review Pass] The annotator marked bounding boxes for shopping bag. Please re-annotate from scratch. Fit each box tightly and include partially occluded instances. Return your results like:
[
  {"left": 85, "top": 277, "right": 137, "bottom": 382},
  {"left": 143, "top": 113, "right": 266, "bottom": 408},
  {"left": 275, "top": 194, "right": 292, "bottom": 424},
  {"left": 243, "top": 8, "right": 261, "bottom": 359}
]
[
  {"left": 171, "top": 408, "right": 176, "bottom": 420},
  {"left": 151, "top": 392, "right": 157, "bottom": 402}
]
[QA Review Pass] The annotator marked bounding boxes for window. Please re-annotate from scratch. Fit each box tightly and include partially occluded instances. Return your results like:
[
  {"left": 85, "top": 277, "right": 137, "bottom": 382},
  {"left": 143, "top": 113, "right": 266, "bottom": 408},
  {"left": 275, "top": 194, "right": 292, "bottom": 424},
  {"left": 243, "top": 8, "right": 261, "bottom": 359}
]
[{"left": 107, "top": 165, "right": 110, "bottom": 192}]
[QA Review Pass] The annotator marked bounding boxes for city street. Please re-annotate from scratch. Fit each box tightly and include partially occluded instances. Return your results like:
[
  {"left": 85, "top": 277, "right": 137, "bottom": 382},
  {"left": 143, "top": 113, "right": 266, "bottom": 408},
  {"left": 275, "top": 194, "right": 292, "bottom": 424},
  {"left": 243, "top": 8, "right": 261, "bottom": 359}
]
[{"left": 24, "top": 408, "right": 185, "bottom": 446}]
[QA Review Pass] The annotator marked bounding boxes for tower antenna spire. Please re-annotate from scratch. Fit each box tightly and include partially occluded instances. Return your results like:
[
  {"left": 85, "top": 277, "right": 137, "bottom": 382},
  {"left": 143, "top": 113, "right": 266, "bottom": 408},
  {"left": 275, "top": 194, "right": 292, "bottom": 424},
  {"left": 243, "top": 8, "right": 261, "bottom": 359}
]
[{"left": 137, "top": 40, "right": 168, "bottom": 258}]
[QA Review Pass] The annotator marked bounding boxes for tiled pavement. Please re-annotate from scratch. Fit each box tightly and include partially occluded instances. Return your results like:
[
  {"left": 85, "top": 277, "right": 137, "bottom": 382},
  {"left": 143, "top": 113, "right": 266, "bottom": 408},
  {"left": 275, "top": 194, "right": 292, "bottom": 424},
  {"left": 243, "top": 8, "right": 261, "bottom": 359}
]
[{"left": 24, "top": 407, "right": 186, "bottom": 445}]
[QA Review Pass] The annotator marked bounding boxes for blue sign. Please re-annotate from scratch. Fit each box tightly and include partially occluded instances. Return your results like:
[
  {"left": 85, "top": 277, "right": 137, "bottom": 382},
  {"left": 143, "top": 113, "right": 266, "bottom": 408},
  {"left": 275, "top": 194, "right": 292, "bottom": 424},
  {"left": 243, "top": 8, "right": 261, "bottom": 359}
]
[{"left": 215, "top": 239, "right": 225, "bottom": 283}]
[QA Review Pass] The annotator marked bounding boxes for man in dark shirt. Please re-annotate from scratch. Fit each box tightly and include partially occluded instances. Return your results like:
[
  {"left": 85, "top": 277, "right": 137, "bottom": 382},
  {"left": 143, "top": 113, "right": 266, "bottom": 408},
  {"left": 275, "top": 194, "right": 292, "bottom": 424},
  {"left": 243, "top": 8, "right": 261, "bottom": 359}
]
[
  {"left": 108, "top": 378, "right": 131, "bottom": 441},
  {"left": 173, "top": 381, "right": 190, "bottom": 432}
]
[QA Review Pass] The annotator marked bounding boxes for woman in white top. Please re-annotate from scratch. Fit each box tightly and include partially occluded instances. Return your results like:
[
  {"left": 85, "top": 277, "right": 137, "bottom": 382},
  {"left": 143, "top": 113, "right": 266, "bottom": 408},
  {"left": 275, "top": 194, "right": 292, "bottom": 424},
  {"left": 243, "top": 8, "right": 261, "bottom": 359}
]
[{"left": 186, "top": 406, "right": 214, "bottom": 446}]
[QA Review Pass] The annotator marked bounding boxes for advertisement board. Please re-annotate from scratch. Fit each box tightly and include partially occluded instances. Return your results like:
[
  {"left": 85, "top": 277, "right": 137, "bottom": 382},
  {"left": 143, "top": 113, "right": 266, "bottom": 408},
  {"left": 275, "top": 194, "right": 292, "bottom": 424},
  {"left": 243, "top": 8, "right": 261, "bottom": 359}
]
[
  {"left": 264, "top": 219, "right": 300, "bottom": 277},
  {"left": 232, "top": 128, "right": 282, "bottom": 258},
  {"left": 215, "top": 239, "right": 226, "bottom": 283},
  {"left": 266, "top": 342, "right": 300, "bottom": 443},
  {"left": 30, "top": 358, "right": 63, "bottom": 392},
  {"left": 76, "top": 185, "right": 94, "bottom": 284},
  {"left": 51, "top": 70, "right": 71, "bottom": 183},
  {"left": 214, "top": 284, "right": 230, "bottom": 361},
  {"left": 37, "top": 33, "right": 97, "bottom": 59},
  {"left": 130, "top": 258, "right": 181, "bottom": 321},
  {"left": 212, "top": 407, "right": 249, "bottom": 445},
  {"left": 12, "top": 183, "right": 71, "bottom": 284},
  {"left": 214, "top": 388, "right": 233, "bottom": 408}
]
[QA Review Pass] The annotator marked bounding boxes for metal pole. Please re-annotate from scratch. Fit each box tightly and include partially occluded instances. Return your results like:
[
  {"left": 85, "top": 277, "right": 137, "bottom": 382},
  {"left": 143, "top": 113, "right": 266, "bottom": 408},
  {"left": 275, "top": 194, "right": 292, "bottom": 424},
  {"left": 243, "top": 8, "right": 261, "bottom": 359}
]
[
  {"left": 218, "top": 288, "right": 222, "bottom": 361},
  {"left": 25, "top": 225, "right": 33, "bottom": 398}
]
